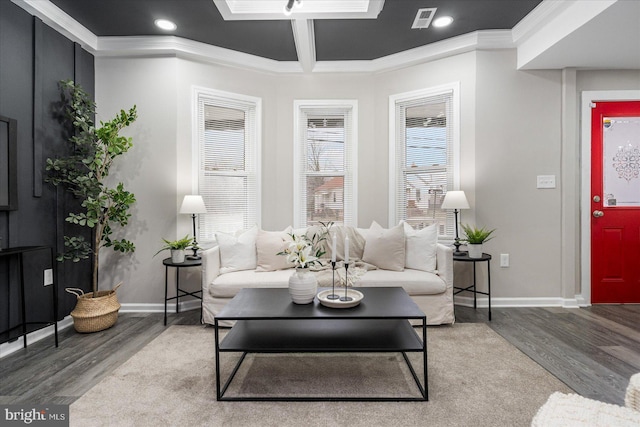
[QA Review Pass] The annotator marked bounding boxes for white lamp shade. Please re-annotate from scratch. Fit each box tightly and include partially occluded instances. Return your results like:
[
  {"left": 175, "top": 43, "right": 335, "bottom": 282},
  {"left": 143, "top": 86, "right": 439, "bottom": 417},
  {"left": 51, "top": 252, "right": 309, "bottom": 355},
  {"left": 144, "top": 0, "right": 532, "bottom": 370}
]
[
  {"left": 179, "top": 195, "right": 207, "bottom": 214},
  {"left": 441, "top": 191, "right": 470, "bottom": 210}
]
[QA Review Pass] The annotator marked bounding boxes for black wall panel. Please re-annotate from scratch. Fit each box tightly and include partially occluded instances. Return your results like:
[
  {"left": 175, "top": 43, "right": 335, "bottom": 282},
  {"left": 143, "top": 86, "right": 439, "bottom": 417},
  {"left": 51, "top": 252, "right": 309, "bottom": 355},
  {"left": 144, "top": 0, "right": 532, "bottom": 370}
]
[
  {"left": 0, "top": 0, "right": 37, "bottom": 340},
  {"left": 0, "top": 1, "right": 94, "bottom": 340}
]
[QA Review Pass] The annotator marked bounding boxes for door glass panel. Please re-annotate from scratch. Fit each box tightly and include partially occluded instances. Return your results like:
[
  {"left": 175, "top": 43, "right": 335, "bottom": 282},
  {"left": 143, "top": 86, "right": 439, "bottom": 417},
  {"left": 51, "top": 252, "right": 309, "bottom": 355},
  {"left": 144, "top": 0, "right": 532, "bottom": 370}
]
[{"left": 603, "top": 116, "right": 640, "bottom": 207}]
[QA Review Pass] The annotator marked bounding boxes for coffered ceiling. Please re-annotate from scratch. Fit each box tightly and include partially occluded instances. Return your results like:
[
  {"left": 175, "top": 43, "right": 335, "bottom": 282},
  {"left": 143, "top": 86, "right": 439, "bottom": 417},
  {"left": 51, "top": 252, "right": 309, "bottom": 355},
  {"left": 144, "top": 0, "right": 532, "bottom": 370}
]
[{"left": 12, "top": 0, "right": 640, "bottom": 73}]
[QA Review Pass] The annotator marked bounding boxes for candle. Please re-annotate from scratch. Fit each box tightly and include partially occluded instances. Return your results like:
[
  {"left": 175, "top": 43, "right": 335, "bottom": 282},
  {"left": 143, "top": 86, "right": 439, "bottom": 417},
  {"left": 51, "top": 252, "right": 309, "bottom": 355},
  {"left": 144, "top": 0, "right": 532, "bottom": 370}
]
[
  {"left": 331, "top": 232, "right": 337, "bottom": 262},
  {"left": 344, "top": 235, "right": 349, "bottom": 263}
]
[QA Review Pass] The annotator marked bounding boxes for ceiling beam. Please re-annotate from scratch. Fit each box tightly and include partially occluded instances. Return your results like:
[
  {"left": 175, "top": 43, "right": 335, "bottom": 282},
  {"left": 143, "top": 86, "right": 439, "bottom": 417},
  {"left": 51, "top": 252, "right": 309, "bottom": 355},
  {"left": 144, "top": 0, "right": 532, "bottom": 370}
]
[
  {"left": 291, "top": 19, "right": 316, "bottom": 73},
  {"left": 515, "top": 0, "right": 618, "bottom": 69}
]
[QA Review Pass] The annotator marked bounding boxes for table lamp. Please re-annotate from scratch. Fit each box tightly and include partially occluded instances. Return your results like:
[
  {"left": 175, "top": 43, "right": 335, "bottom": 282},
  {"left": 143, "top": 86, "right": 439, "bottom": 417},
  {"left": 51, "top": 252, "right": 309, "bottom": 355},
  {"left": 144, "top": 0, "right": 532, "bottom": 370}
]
[
  {"left": 179, "top": 195, "right": 208, "bottom": 260},
  {"left": 440, "top": 190, "right": 469, "bottom": 256}
]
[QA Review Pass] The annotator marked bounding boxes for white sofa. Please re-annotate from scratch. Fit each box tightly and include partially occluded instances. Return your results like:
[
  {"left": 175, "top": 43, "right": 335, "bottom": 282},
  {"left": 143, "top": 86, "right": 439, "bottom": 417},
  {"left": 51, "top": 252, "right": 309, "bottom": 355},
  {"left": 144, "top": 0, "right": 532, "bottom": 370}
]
[{"left": 201, "top": 222, "right": 455, "bottom": 326}]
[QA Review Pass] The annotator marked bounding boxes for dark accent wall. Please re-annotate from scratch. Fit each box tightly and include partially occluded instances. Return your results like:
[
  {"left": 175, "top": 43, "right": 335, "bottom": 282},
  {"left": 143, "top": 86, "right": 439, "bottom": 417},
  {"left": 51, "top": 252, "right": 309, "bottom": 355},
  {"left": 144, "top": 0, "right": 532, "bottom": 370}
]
[{"left": 0, "top": 1, "right": 94, "bottom": 342}]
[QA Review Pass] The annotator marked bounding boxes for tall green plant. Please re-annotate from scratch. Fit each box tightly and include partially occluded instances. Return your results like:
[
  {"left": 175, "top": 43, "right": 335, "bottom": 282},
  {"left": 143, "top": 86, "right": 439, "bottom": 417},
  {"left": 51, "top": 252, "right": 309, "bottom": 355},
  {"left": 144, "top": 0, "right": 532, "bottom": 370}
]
[{"left": 46, "top": 80, "right": 137, "bottom": 297}]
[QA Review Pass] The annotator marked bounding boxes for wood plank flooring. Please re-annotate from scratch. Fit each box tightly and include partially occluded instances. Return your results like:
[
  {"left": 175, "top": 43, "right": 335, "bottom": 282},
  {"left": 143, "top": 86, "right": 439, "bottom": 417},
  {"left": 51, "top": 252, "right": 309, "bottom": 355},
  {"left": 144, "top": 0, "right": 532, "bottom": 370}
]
[{"left": 1, "top": 305, "right": 639, "bottom": 406}]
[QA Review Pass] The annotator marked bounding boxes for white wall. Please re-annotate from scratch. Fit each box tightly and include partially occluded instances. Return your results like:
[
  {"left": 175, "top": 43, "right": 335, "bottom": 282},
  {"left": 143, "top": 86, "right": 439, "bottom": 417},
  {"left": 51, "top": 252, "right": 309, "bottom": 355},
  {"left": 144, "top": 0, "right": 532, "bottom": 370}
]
[
  {"left": 94, "top": 50, "right": 639, "bottom": 307},
  {"left": 476, "top": 50, "right": 563, "bottom": 300},
  {"left": 95, "top": 57, "right": 178, "bottom": 304},
  {"left": 372, "top": 52, "right": 478, "bottom": 227}
]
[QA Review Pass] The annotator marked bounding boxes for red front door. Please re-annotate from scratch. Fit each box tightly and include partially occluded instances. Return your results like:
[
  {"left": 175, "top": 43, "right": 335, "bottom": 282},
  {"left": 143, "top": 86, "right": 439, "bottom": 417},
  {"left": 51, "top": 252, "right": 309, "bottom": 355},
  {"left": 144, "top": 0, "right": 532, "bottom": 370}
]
[{"left": 591, "top": 101, "right": 640, "bottom": 303}]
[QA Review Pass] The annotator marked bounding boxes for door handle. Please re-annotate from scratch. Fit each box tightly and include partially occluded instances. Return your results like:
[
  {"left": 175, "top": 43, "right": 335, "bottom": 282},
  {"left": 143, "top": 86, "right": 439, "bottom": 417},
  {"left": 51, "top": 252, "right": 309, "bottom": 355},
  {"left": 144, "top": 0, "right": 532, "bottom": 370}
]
[{"left": 593, "top": 210, "right": 604, "bottom": 218}]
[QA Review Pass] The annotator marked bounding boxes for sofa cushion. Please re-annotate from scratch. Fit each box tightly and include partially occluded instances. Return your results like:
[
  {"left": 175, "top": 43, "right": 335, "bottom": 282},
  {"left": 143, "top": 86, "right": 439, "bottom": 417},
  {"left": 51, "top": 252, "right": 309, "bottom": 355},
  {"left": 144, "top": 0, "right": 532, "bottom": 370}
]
[
  {"left": 211, "top": 269, "right": 295, "bottom": 298},
  {"left": 215, "top": 225, "right": 258, "bottom": 274},
  {"left": 210, "top": 268, "right": 446, "bottom": 299},
  {"left": 357, "top": 269, "right": 445, "bottom": 295},
  {"left": 403, "top": 221, "right": 438, "bottom": 273},
  {"left": 362, "top": 221, "right": 405, "bottom": 271},
  {"left": 256, "top": 227, "right": 294, "bottom": 272}
]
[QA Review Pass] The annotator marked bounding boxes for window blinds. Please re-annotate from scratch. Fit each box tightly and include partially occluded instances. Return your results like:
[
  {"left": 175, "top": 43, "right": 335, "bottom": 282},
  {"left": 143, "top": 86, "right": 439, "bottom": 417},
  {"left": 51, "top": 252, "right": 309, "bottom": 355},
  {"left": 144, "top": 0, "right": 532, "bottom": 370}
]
[
  {"left": 197, "top": 92, "right": 258, "bottom": 237},
  {"left": 295, "top": 105, "right": 355, "bottom": 227},
  {"left": 394, "top": 90, "right": 454, "bottom": 236}
]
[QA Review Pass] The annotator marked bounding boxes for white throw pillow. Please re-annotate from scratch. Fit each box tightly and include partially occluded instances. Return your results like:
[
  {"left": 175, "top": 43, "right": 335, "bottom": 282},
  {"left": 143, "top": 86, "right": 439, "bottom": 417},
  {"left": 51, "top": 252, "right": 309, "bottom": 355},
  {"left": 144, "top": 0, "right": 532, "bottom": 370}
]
[
  {"left": 403, "top": 221, "right": 438, "bottom": 272},
  {"left": 362, "top": 221, "right": 405, "bottom": 271},
  {"left": 256, "top": 227, "right": 294, "bottom": 272},
  {"left": 215, "top": 225, "right": 258, "bottom": 274}
]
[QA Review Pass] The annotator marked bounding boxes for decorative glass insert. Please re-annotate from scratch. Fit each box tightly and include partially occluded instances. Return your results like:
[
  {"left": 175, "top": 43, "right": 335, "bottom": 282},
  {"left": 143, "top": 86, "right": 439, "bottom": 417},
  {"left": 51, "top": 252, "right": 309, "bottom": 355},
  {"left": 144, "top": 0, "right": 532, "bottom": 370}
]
[{"left": 603, "top": 117, "right": 640, "bottom": 207}]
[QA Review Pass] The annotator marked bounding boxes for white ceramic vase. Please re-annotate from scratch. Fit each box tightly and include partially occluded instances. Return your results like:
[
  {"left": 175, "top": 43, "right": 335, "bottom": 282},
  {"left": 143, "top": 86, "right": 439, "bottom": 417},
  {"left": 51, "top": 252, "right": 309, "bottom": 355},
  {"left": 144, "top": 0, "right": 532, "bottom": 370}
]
[
  {"left": 467, "top": 244, "right": 483, "bottom": 259},
  {"left": 171, "top": 249, "right": 185, "bottom": 263},
  {"left": 288, "top": 268, "right": 317, "bottom": 304}
]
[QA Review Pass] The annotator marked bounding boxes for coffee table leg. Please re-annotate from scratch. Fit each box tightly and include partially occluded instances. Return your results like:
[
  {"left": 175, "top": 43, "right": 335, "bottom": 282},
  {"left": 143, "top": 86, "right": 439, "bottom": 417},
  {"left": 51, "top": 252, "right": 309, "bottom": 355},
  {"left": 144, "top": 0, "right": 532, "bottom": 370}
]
[
  {"left": 215, "top": 319, "right": 221, "bottom": 400},
  {"left": 423, "top": 316, "right": 428, "bottom": 401}
]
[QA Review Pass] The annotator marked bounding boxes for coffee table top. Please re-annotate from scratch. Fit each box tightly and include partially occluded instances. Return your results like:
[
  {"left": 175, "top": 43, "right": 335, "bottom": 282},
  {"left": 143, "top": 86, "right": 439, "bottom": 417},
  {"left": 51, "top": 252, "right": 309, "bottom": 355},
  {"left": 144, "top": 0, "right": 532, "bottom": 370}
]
[{"left": 216, "top": 287, "right": 426, "bottom": 321}]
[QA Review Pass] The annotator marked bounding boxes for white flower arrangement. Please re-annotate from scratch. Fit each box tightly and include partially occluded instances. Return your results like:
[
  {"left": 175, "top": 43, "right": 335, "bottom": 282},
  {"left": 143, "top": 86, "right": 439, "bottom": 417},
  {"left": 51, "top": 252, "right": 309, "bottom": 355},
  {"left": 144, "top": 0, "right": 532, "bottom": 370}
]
[{"left": 277, "top": 222, "right": 333, "bottom": 269}]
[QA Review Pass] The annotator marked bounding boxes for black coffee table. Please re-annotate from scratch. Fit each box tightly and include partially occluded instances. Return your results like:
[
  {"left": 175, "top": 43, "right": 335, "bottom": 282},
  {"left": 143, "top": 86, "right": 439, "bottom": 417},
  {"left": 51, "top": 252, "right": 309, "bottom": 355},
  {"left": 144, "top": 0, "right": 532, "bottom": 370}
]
[{"left": 214, "top": 287, "right": 427, "bottom": 401}]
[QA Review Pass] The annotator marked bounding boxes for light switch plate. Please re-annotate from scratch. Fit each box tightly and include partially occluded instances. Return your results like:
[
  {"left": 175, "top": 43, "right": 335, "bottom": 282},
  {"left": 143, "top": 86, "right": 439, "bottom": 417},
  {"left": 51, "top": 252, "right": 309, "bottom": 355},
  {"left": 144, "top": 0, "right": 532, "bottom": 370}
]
[{"left": 537, "top": 175, "right": 556, "bottom": 189}]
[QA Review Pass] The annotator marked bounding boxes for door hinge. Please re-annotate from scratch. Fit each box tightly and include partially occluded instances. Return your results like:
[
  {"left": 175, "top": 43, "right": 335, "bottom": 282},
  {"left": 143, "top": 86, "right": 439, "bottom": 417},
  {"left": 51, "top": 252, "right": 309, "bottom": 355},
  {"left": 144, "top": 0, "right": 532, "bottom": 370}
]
[{"left": 590, "top": 102, "right": 597, "bottom": 108}]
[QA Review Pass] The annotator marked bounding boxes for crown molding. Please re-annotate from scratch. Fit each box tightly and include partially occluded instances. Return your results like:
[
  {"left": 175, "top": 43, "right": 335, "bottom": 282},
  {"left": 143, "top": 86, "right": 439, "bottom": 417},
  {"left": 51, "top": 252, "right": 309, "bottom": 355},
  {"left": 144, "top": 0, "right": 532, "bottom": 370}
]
[
  {"left": 96, "top": 36, "right": 303, "bottom": 74},
  {"left": 511, "top": 0, "right": 575, "bottom": 44},
  {"left": 11, "top": 0, "right": 525, "bottom": 75},
  {"left": 313, "top": 30, "right": 514, "bottom": 74},
  {"left": 88, "top": 30, "right": 514, "bottom": 75},
  {"left": 12, "top": 0, "right": 98, "bottom": 51}
]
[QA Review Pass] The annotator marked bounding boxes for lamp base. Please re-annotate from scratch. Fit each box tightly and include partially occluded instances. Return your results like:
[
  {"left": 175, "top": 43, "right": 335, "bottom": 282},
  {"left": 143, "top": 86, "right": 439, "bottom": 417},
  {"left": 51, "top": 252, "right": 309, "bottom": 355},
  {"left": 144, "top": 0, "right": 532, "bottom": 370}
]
[
  {"left": 452, "top": 239, "right": 466, "bottom": 257},
  {"left": 186, "top": 255, "right": 201, "bottom": 260}
]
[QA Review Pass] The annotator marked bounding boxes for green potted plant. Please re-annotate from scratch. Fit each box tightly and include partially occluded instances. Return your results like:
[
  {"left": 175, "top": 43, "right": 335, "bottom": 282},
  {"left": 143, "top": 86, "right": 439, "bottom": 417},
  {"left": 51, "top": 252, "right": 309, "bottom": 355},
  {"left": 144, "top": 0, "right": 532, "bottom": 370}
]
[
  {"left": 46, "top": 80, "right": 137, "bottom": 333},
  {"left": 460, "top": 224, "right": 496, "bottom": 258},
  {"left": 154, "top": 235, "right": 193, "bottom": 263}
]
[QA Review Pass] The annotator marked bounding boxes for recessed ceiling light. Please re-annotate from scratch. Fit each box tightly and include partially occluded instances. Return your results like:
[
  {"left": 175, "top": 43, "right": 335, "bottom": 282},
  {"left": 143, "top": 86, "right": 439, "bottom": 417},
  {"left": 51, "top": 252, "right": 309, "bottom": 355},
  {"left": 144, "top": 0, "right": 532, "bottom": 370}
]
[
  {"left": 433, "top": 16, "right": 453, "bottom": 28},
  {"left": 154, "top": 19, "right": 177, "bottom": 31}
]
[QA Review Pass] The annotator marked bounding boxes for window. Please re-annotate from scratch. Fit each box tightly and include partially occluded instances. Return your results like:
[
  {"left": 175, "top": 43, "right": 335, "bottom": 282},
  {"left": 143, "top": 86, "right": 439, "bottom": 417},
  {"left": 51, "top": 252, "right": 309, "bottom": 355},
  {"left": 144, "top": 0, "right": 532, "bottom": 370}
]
[
  {"left": 293, "top": 100, "right": 357, "bottom": 228},
  {"left": 389, "top": 83, "right": 459, "bottom": 237},
  {"left": 194, "top": 87, "right": 261, "bottom": 238}
]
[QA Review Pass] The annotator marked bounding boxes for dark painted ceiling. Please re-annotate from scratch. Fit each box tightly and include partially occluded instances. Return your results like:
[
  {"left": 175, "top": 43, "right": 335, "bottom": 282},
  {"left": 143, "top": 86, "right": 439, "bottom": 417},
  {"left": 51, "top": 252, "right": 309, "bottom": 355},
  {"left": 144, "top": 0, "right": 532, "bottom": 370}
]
[{"left": 49, "top": 0, "right": 543, "bottom": 62}]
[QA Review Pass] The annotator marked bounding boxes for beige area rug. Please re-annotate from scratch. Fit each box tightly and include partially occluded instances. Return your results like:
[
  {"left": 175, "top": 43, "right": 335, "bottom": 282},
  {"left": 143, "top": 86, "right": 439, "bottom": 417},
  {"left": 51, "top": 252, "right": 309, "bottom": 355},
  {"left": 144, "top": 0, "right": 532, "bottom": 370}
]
[{"left": 70, "top": 323, "right": 571, "bottom": 427}]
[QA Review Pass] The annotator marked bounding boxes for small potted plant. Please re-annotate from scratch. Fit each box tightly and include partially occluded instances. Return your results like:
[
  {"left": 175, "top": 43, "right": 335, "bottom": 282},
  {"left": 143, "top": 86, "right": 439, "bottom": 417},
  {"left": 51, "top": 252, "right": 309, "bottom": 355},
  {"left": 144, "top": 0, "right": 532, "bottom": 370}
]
[
  {"left": 154, "top": 235, "right": 193, "bottom": 263},
  {"left": 461, "top": 224, "right": 496, "bottom": 258}
]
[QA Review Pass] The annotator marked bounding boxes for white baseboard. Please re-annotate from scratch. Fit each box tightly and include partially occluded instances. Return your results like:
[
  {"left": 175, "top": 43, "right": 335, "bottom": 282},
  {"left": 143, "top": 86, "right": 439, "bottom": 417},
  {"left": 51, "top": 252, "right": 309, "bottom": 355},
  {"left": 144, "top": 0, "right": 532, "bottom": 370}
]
[
  {"left": 0, "top": 316, "right": 74, "bottom": 359},
  {"left": 454, "top": 295, "right": 587, "bottom": 308}
]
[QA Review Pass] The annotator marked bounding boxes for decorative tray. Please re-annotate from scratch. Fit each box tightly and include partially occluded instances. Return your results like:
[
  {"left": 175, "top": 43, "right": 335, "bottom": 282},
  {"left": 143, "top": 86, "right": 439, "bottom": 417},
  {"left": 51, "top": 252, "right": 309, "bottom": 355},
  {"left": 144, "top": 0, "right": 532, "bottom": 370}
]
[{"left": 317, "top": 289, "right": 364, "bottom": 309}]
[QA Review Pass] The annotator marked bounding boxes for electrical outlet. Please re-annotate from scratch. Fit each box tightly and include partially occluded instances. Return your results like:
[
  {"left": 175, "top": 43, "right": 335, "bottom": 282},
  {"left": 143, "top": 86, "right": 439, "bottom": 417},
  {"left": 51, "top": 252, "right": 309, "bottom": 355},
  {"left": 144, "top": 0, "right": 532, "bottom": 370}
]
[
  {"left": 500, "top": 254, "right": 509, "bottom": 267},
  {"left": 44, "top": 269, "right": 53, "bottom": 286},
  {"left": 537, "top": 175, "right": 556, "bottom": 189}
]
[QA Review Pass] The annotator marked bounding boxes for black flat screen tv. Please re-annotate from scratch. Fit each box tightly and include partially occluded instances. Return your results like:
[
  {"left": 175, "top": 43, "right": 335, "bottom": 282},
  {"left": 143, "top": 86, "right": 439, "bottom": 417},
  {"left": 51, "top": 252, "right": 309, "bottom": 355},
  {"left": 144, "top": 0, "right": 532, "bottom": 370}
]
[{"left": 0, "top": 115, "right": 17, "bottom": 211}]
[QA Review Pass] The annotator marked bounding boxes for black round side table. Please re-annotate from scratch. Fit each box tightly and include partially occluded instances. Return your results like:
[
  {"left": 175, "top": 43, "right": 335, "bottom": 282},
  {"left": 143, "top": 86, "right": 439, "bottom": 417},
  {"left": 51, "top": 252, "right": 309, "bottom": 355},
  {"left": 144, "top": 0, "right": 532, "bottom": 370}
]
[
  {"left": 163, "top": 257, "right": 202, "bottom": 325},
  {"left": 452, "top": 252, "right": 492, "bottom": 320}
]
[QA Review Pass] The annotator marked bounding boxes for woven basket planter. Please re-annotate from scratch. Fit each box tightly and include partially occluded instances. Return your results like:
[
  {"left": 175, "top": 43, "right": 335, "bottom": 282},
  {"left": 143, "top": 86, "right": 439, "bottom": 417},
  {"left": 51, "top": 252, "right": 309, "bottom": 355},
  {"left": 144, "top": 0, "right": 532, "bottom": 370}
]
[{"left": 66, "top": 283, "right": 122, "bottom": 333}]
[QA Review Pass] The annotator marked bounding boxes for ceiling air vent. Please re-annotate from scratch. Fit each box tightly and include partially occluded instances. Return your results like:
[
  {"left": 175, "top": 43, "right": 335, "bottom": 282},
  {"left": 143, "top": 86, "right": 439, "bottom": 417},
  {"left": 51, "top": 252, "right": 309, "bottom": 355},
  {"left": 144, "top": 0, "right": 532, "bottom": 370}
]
[{"left": 412, "top": 8, "right": 437, "bottom": 29}]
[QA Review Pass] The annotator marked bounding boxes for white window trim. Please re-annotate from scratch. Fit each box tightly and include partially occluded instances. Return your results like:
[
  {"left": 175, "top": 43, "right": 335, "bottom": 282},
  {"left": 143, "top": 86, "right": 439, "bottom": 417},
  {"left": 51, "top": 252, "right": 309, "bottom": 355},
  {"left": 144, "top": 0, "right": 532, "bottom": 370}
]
[
  {"left": 191, "top": 86, "right": 262, "bottom": 236},
  {"left": 388, "top": 82, "right": 460, "bottom": 229},
  {"left": 293, "top": 99, "right": 358, "bottom": 228}
]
